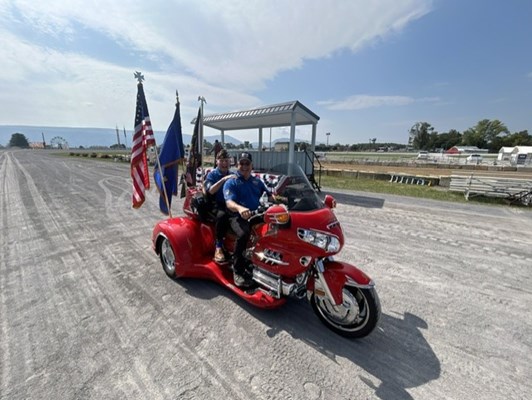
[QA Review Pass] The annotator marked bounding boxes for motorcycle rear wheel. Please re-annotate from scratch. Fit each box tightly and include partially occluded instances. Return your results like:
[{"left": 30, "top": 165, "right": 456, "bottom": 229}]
[
  {"left": 311, "top": 286, "right": 380, "bottom": 338},
  {"left": 159, "top": 237, "right": 177, "bottom": 278}
]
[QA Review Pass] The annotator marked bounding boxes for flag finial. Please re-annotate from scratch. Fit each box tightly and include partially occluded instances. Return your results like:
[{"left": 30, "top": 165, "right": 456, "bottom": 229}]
[{"left": 134, "top": 71, "right": 145, "bottom": 83}]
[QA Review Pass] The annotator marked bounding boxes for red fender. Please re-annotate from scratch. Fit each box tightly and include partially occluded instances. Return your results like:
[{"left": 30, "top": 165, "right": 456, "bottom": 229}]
[
  {"left": 152, "top": 217, "right": 214, "bottom": 272},
  {"left": 315, "top": 260, "right": 373, "bottom": 305}
]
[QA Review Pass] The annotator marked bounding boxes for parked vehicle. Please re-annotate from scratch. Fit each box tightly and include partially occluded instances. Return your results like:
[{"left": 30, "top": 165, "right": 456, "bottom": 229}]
[
  {"left": 466, "top": 154, "right": 483, "bottom": 164},
  {"left": 152, "top": 163, "right": 381, "bottom": 338},
  {"left": 417, "top": 151, "right": 429, "bottom": 160}
]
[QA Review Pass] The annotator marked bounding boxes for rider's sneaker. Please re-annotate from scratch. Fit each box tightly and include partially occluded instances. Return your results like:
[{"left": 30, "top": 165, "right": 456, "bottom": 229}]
[
  {"left": 233, "top": 271, "right": 253, "bottom": 288},
  {"left": 214, "top": 248, "right": 226, "bottom": 263}
]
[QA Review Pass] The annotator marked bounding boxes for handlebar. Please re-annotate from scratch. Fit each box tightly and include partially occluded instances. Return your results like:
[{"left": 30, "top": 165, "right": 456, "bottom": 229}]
[
  {"left": 246, "top": 195, "right": 286, "bottom": 220},
  {"left": 249, "top": 204, "right": 268, "bottom": 219}
]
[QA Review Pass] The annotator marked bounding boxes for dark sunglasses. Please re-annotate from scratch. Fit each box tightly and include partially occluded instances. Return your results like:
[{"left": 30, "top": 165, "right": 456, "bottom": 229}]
[{"left": 239, "top": 160, "right": 251, "bottom": 166}]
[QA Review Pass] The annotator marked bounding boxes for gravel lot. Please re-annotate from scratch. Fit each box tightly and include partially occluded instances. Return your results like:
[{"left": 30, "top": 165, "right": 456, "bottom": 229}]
[{"left": 1, "top": 149, "right": 531, "bottom": 400}]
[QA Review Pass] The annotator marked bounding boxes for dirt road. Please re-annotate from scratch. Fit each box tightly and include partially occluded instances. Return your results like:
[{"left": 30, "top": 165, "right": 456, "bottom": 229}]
[{"left": 1, "top": 150, "right": 531, "bottom": 399}]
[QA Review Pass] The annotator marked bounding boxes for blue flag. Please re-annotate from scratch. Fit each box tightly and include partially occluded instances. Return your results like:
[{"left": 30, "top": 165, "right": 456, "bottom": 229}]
[{"left": 154, "top": 96, "right": 185, "bottom": 215}]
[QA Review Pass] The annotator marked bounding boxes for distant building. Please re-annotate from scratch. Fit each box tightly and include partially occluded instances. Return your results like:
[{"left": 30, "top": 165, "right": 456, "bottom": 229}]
[
  {"left": 446, "top": 146, "right": 488, "bottom": 154},
  {"left": 29, "top": 142, "right": 45, "bottom": 149},
  {"left": 273, "top": 141, "right": 308, "bottom": 151},
  {"left": 274, "top": 141, "right": 289, "bottom": 151}
]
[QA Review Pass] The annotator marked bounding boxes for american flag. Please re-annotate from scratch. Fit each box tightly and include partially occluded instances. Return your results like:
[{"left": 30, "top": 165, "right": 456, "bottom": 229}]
[{"left": 131, "top": 81, "right": 155, "bottom": 208}]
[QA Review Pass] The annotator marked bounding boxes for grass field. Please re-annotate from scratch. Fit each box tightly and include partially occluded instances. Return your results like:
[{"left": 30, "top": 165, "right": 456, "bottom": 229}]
[{"left": 319, "top": 174, "right": 473, "bottom": 203}]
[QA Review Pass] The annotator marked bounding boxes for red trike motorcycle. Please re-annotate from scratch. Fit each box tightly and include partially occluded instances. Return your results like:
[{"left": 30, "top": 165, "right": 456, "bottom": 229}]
[{"left": 152, "top": 163, "right": 380, "bottom": 338}]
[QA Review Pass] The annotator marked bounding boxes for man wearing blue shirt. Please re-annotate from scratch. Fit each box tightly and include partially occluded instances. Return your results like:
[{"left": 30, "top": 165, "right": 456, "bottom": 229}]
[
  {"left": 204, "top": 149, "right": 235, "bottom": 263},
  {"left": 224, "top": 152, "right": 271, "bottom": 287}
]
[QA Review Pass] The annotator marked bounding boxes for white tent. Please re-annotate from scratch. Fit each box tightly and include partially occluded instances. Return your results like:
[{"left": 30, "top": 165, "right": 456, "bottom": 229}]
[
  {"left": 511, "top": 146, "right": 532, "bottom": 166},
  {"left": 498, "top": 147, "right": 514, "bottom": 161}
]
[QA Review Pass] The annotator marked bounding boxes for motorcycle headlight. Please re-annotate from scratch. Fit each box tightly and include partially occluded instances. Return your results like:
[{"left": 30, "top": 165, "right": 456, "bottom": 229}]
[{"left": 297, "top": 229, "right": 341, "bottom": 253}]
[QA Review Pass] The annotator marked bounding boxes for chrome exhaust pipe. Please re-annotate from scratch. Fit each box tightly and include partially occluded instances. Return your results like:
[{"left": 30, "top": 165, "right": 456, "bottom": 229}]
[
  {"left": 252, "top": 268, "right": 281, "bottom": 297},
  {"left": 252, "top": 268, "right": 296, "bottom": 298}
]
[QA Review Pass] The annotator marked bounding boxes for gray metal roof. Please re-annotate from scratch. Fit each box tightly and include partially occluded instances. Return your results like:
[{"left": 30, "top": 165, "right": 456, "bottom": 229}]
[{"left": 192, "top": 100, "right": 320, "bottom": 131}]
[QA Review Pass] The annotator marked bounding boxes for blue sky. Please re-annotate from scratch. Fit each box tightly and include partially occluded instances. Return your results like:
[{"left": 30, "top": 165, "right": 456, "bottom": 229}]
[{"left": 0, "top": 0, "right": 531, "bottom": 146}]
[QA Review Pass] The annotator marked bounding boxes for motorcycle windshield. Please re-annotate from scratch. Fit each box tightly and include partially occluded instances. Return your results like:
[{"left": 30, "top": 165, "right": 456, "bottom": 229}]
[{"left": 265, "top": 163, "right": 324, "bottom": 212}]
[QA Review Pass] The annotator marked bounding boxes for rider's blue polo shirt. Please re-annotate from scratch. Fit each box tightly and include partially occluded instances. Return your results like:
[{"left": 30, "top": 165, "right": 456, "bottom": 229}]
[
  {"left": 204, "top": 167, "right": 230, "bottom": 207},
  {"left": 223, "top": 171, "right": 269, "bottom": 211}
]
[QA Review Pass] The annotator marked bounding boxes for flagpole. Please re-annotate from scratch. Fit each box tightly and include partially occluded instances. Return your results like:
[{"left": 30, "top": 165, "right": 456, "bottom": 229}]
[
  {"left": 198, "top": 96, "right": 206, "bottom": 159},
  {"left": 152, "top": 144, "right": 172, "bottom": 218}
]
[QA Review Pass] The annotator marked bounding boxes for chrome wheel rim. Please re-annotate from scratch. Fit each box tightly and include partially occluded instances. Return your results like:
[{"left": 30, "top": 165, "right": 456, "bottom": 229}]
[
  {"left": 161, "top": 238, "right": 175, "bottom": 275},
  {"left": 315, "top": 288, "right": 369, "bottom": 332}
]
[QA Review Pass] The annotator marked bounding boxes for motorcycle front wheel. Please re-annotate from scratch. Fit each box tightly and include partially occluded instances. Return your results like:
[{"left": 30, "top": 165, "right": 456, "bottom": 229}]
[{"left": 311, "top": 286, "right": 380, "bottom": 338}]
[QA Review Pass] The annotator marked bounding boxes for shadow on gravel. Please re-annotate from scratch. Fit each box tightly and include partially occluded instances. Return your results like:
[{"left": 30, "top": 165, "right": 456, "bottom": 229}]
[
  {"left": 180, "top": 280, "right": 440, "bottom": 400},
  {"left": 320, "top": 190, "right": 385, "bottom": 209}
]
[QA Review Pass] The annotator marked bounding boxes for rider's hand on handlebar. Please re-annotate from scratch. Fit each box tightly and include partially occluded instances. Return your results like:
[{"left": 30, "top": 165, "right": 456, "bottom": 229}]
[
  {"left": 273, "top": 194, "right": 288, "bottom": 204},
  {"left": 240, "top": 208, "right": 252, "bottom": 220}
]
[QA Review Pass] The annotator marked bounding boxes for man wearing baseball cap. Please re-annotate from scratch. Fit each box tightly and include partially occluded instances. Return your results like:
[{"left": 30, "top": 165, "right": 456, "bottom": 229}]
[
  {"left": 223, "top": 152, "right": 271, "bottom": 288},
  {"left": 203, "top": 148, "right": 235, "bottom": 263}
]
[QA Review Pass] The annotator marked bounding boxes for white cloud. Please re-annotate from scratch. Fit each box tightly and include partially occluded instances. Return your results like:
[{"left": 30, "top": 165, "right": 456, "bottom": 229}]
[
  {"left": 0, "top": 29, "right": 258, "bottom": 128},
  {"left": 2, "top": 0, "right": 431, "bottom": 86},
  {"left": 0, "top": 0, "right": 432, "bottom": 127},
  {"left": 319, "top": 95, "right": 414, "bottom": 110},
  {"left": 318, "top": 95, "right": 439, "bottom": 110}
]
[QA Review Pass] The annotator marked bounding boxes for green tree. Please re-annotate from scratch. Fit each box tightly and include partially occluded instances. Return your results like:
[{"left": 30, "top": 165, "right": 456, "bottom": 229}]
[
  {"left": 446, "top": 129, "right": 462, "bottom": 149},
  {"left": 408, "top": 122, "right": 435, "bottom": 150},
  {"left": 435, "top": 129, "right": 462, "bottom": 150},
  {"left": 427, "top": 132, "right": 440, "bottom": 150},
  {"left": 491, "top": 130, "right": 532, "bottom": 150},
  {"left": 461, "top": 119, "right": 509, "bottom": 150},
  {"left": 507, "top": 130, "right": 532, "bottom": 146},
  {"left": 9, "top": 133, "right": 30, "bottom": 148}
]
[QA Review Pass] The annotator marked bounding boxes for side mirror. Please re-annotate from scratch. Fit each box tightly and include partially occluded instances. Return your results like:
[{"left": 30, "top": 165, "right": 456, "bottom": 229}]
[{"left": 324, "top": 194, "right": 336, "bottom": 209}]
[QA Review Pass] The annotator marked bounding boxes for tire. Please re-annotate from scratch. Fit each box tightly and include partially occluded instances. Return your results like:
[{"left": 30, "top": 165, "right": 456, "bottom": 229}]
[
  {"left": 159, "top": 237, "right": 177, "bottom": 279},
  {"left": 311, "top": 286, "right": 381, "bottom": 338}
]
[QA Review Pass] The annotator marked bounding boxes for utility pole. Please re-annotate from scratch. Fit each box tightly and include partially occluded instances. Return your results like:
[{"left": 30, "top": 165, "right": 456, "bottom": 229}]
[
  {"left": 42, "top": 132, "right": 46, "bottom": 148},
  {"left": 115, "top": 125, "right": 121, "bottom": 146},
  {"left": 123, "top": 126, "right": 127, "bottom": 148}
]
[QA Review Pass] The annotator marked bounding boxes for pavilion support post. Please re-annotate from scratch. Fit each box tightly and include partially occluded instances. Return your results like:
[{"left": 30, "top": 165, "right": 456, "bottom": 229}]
[
  {"left": 258, "top": 127, "right": 263, "bottom": 169},
  {"left": 311, "top": 123, "right": 317, "bottom": 152},
  {"left": 288, "top": 110, "right": 297, "bottom": 164}
]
